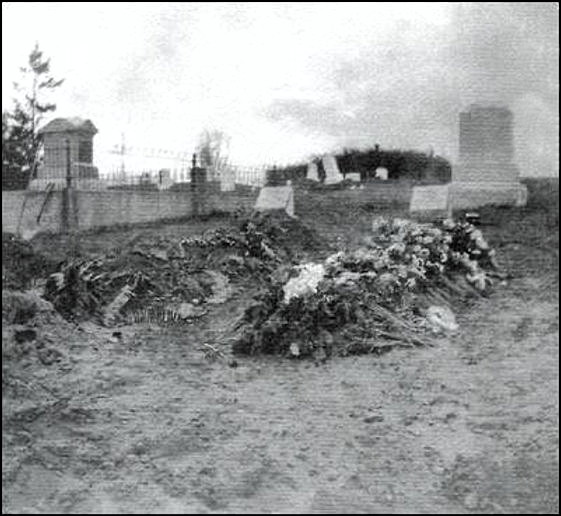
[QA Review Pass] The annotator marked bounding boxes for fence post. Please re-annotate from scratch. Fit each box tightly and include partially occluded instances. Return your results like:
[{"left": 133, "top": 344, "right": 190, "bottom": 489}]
[
  {"left": 191, "top": 153, "right": 205, "bottom": 217},
  {"left": 61, "top": 140, "right": 71, "bottom": 233}
]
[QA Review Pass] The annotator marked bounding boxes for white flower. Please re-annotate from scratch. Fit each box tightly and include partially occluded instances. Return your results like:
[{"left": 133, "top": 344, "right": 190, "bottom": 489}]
[
  {"left": 392, "top": 218, "right": 411, "bottom": 229},
  {"left": 378, "top": 272, "right": 398, "bottom": 287},
  {"left": 426, "top": 305, "right": 459, "bottom": 332},
  {"left": 466, "top": 271, "right": 491, "bottom": 291},
  {"left": 442, "top": 218, "right": 456, "bottom": 230},
  {"left": 475, "top": 236, "right": 489, "bottom": 250},
  {"left": 405, "top": 277, "right": 417, "bottom": 290},
  {"left": 283, "top": 263, "right": 326, "bottom": 303},
  {"left": 333, "top": 271, "right": 362, "bottom": 286},
  {"left": 470, "top": 229, "right": 483, "bottom": 241},
  {"left": 388, "top": 242, "right": 406, "bottom": 255},
  {"left": 460, "top": 255, "right": 479, "bottom": 275},
  {"left": 372, "top": 216, "right": 390, "bottom": 233},
  {"left": 325, "top": 251, "right": 345, "bottom": 268}
]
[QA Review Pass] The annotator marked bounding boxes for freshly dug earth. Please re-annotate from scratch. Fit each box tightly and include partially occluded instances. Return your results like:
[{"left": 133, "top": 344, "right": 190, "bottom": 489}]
[
  {"left": 35, "top": 213, "right": 322, "bottom": 325},
  {"left": 2, "top": 180, "right": 558, "bottom": 514},
  {"left": 2, "top": 233, "right": 58, "bottom": 290}
]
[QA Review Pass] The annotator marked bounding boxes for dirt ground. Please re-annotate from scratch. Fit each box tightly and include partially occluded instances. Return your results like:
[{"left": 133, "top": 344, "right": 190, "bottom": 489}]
[{"left": 2, "top": 181, "right": 559, "bottom": 514}]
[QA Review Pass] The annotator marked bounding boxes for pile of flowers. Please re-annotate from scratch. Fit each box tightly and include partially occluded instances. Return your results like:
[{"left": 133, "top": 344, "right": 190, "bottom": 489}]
[{"left": 233, "top": 216, "right": 503, "bottom": 358}]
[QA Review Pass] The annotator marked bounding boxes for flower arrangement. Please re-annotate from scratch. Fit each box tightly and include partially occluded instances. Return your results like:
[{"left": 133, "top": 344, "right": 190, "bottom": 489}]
[{"left": 234, "top": 216, "right": 502, "bottom": 358}]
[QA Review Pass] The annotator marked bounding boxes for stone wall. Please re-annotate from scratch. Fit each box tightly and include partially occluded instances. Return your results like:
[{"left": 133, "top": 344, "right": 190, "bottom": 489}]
[{"left": 2, "top": 186, "right": 258, "bottom": 237}]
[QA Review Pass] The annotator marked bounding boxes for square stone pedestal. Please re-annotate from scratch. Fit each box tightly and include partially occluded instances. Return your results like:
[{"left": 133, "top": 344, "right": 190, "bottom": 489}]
[{"left": 448, "top": 181, "right": 528, "bottom": 210}]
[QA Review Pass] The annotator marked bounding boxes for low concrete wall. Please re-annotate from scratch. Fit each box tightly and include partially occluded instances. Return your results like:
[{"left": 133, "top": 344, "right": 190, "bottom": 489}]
[
  {"left": 2, "top": 185, "right": 259, "bottom": 237},
  {"left": 2, "top": 190, "right": 64, "bottom": 235},
  {"left": 295, "top": 181, "right": 414, "bottom": 208},
  {"left": 77, "top": 190, "right": 194, "bottom": 229}
]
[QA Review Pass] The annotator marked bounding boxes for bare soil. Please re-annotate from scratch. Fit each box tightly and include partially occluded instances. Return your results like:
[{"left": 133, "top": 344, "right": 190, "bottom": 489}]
[{"left": 2, "top": 180, "right": 559, "bottom": 514}]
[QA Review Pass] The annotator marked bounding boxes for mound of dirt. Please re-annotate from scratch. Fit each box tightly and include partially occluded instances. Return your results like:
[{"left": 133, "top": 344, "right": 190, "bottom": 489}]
[
  {"left": 2, "top": 289, "right": 72, "bottom": 365},
  {"left": 40, "top": 214, "right": 323, "bottom": 325},
  {"left": 2, "top": 233, "right": 58, "bottom": 290}
]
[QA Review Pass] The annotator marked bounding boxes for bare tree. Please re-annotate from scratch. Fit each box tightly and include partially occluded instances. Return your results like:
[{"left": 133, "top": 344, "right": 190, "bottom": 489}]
[{"left": 196, "top": 129, "right": 230, "bottom": 180}]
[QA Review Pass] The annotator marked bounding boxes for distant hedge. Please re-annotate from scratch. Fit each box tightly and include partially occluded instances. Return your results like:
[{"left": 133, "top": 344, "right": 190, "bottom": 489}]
[{"left": 265, "top": 146, "right": 452, "bottom": 185}]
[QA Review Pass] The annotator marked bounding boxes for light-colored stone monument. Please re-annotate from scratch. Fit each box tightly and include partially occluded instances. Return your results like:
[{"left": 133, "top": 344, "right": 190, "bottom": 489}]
[
  {"left": 306, "top": 162, "right": 319, "bottom": 181},
  {"left": 28, "top": 117, "right": 106, "bottom": 190},
  {"left": 345, "top": 172, "right": 361, "bottom": 182},
  {"left": 322, "top": 154, "right": 345, "bottom": 184},
  {"left": 375, "top": 167, "right": 389, "bottom": 180},
  {"left": 254, "top": 184, "right": 295, "bottom": 217},
  {"left": 448, "top": 105, "right": 527, "bottom": 209}
]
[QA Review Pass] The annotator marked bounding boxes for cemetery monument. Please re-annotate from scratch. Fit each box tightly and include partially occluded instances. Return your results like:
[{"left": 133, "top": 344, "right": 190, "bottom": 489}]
[
  {"left": 322, "top": 154, "right": 345, "bottom": 184},
  {"left": 448, "top": 104, "right": 528, "bottom": 209},
  {"left": 28, "top": 117, "right": 106, "bottom": 190},
  {"left": 306, "top": 161, "right": 319, "bottom": 181}
]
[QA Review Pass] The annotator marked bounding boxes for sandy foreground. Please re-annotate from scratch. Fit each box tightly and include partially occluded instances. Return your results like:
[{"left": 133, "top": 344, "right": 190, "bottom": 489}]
[{"left": 3, "top": 182, "right": 559, "bottom": 514}]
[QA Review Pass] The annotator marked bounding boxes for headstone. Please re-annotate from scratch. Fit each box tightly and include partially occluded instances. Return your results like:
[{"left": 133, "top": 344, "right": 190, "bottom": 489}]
[
  {"left": 254, "top": 185, "right": 295, "bottom": 217},
  {"left": 375, "top": 167, "right": 389, "bottom": 180},
  {"left": 322, "top": 154, "right": 344, "bottom": 184},
  {"left": 449, "top": 105, "right": 527, "bottom": 209},
  {"left": 306, "top": 162, "right": 319, "bottom": 181},
  {"left": 409, "top": 184, "right": 451, "bottom": 220},
  {"left": 345, "top": 172, "right": 361, "bottom": 182}
]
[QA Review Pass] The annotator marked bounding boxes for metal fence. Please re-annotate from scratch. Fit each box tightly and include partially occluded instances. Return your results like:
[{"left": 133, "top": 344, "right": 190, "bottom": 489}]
[{"left": 14, "top": 142, "right": 271, "bottom": 191}]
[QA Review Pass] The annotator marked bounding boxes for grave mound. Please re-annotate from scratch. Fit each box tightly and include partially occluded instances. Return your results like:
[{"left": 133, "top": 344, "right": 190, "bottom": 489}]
[{"left": 233, "top": 216, "right": 505, "bottom": 358}]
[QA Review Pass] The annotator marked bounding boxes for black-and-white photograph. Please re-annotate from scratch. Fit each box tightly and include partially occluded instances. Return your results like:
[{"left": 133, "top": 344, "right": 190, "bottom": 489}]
[{"left": 2, "top": 2, "right": 558, "bottom": 513}]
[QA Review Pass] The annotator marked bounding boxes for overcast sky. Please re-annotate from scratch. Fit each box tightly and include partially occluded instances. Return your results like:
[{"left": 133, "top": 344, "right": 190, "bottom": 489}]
[{"left": 2, "top": 2, "right": 559, "bottom": 175}]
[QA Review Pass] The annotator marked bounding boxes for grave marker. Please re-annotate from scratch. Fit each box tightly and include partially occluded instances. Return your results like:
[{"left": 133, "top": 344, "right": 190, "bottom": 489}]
[
  {"left": 322, "top": 154, "right": 344, "bottom": 184},
  {"left": 254, "top": 185, "right": 295, "bottom": 217},
  {"left": 449, "top": 104, "right": 528, "bottom": 209},
  {"left": 306, "top": 162, "right": 319, "bottom": 181},
  {"left": 345, "top": 172, "right": 361, "bottom": 182},
  {"left": 375, "top": 167, "right": 389, "bottom": 180}
]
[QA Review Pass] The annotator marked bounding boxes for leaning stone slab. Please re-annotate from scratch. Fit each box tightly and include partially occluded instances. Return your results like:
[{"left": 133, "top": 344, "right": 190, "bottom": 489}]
[
  {"left": 254, "top": 185, "right": 295, "bottom": 217},
  {"left": 306, "top": 162, "right": 319, "bottom": 181},
  {"left": 322, "top": 154, "right": 344, "bottom": 184}
]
